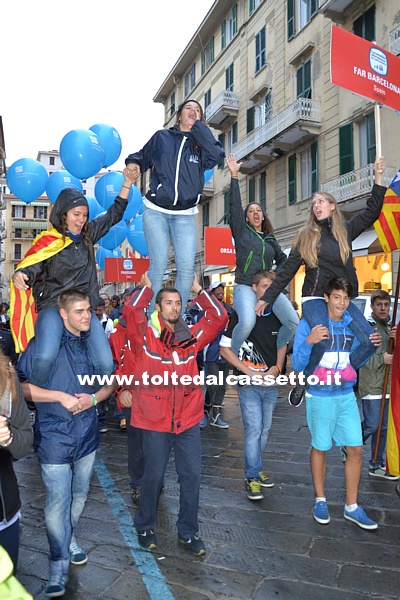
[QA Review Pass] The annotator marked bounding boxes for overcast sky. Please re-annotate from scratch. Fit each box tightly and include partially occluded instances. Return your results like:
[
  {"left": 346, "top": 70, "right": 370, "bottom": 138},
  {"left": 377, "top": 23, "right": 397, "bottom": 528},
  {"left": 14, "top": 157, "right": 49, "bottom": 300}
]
[{"left": 2, "top": 0, "right": 215, "bottom": 171}]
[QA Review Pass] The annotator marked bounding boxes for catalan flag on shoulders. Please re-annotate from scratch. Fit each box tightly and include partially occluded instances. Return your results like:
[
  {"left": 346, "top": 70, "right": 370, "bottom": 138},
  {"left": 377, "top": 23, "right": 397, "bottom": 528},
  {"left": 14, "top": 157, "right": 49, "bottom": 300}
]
[
  {"left": 386, "top": 321, "right": 400, "bottom": 477},
  {"left": 374, "top": 169, "right": 400, "bottom": 252},
  {"left": 10, "top": 229, "right": 72, "bottom": 353}
]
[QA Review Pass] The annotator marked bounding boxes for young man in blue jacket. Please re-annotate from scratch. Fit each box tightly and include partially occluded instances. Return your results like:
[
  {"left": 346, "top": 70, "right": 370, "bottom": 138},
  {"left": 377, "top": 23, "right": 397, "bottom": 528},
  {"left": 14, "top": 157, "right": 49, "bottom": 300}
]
[
  {"left": 17, "top": 289, "right": 115, "bottom": 598},
  {"left": 292, "top": 277, "right": 378, "bottom": 530}
]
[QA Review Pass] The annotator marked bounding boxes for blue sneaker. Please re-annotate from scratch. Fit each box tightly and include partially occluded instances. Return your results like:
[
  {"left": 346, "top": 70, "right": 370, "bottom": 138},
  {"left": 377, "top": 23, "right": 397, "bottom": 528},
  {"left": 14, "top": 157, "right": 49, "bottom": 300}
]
[
  {"left": 45, "top": 574, "right": 67, "bottom": 597},
  {"left": 343, "top": 506, "right": 378, "bottom": 530},
  {"left": 313, "top": 500, "right": 330, "bottom": 524}
]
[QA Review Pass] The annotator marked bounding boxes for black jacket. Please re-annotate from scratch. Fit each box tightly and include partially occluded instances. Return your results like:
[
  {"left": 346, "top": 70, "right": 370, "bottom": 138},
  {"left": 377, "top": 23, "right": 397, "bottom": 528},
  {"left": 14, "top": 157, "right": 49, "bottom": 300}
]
[
  {"left": 125, "top": 121, "right": 225, "bottom": 211},
  {"left": 262, "top": 183, "right": 387, "bottom": 304},
  {"left": 16, "top": 195, "right": 128, "bottom": 311},
  {"left": 229, "top": 178, "right": 287, "bottom": 285},
  {"left": 0, "top": 376, "right": 33, "bottom": 524}
]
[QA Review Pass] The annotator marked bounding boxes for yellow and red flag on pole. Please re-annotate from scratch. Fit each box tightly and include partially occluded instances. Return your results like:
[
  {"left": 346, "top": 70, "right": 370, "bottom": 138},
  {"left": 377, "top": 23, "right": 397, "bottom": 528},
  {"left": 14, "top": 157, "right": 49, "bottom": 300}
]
[
  {"left": 374, "top": 169, "right": 400, "bottom": 252},
  {"left": 10, "top": 229, "right": 72, "bottom": 353},
  {"left": 387, "top": 321, "right": 400, "bottom": 477}
]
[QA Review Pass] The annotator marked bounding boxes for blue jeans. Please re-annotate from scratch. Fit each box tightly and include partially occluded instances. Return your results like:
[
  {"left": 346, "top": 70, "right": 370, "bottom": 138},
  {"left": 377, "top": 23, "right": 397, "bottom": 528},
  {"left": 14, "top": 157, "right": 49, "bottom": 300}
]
[
  {"left": 238, "top": 384, "right": 278, "bottom": 479},
  {"left": 231, "top": 284, "right": 299, "bottom": 354},
  {"left": 134, "top": 425, "right": 201, "bottom": 538},
  {"left": 30, "top": 308, "right": 114, "bottom": 387},
  {"left": 143, "top": 207, "right": 197, "bottom": 315},
  {"left": 122, "top": 408, "right": 144, "bottom": 487},
  {"left": 362, "top": 397, "right": 388, "bottom": 467},
  {"left": 41, "top": 451, "right": 96, "bottom": 562},
  {"left": 301, "top": 298, "right": 376, "bottom": 376}
]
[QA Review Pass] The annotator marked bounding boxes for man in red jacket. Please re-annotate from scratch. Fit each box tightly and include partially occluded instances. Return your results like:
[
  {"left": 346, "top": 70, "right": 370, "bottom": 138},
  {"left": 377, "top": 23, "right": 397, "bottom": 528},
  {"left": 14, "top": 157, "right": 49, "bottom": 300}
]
[{"left": 122, "top": 272, "right": 228, "bottom": 556}]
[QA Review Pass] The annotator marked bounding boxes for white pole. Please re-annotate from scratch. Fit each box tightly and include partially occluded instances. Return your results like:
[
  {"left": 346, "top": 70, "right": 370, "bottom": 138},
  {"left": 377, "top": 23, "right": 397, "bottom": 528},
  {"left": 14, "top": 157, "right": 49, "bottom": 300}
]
[{"left": 374, "top": 103, "right": 382, "bottom": 159}]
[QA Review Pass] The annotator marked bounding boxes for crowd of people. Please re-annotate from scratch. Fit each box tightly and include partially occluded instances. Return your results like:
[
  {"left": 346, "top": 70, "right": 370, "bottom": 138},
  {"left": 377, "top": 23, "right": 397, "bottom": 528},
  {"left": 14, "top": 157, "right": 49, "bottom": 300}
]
[{"left": 1, "top": 98, "right": 399, "bottom": 598}]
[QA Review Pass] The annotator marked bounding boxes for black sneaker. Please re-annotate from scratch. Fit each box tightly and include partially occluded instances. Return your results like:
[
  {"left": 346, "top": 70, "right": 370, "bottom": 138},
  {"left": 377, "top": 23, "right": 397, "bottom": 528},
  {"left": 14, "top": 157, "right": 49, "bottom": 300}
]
[
  {"left": 288, "top": 384, "right": 305, "bottom": 407},
  {"left": 178, "top": 534, "right": 206, "bottom": 556},
  {"left": 246, "top": 478, "right": 264, "bottom": 500},
  {"left": 137, "top": 529, "right": 157, "bottom": 550}
]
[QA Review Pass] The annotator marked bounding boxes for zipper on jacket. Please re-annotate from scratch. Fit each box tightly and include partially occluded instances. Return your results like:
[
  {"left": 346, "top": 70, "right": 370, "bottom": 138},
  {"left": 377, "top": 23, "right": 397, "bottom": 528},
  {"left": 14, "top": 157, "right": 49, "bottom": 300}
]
[
  {"left": 174, "top": 137, "right": 187, "bottom": 205},
  {"left": 244, "top": 250, "right": 253, "bottom": 274}
]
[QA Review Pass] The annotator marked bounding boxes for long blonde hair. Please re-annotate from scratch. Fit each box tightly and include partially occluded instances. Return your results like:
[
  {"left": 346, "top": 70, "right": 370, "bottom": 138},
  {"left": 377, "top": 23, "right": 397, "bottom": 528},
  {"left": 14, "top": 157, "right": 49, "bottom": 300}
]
[
  {"left": 293, "top": 192, "right": 350, "bottom": 268},
  {"left": 0, "top": 348, "right": 16, "bottom": 403}
]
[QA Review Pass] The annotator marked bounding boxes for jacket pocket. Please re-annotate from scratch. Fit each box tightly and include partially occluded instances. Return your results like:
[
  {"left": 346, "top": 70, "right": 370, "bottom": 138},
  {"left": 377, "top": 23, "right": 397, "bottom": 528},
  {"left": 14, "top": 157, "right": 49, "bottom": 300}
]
[{"left": 137, "top": 392, "right": 169, "bottom": 422}]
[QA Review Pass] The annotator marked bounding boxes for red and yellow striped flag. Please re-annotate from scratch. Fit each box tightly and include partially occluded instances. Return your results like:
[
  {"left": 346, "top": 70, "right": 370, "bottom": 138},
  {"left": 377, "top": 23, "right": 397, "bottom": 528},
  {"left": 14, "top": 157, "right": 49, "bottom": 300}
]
[
  {"left": 10, "top": 229, "right": 72, "bottom": 352},
  {"left": 374, "top": 169, "right": 400, "bottom": 252},
  {"left": 386, "top": 322, "right": 400, "bottom": 477}
]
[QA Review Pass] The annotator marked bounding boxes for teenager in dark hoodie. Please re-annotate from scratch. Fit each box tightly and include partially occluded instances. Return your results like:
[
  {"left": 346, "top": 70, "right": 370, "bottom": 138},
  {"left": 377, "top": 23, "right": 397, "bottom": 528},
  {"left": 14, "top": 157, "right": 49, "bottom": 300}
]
[
  {"left": 125, "top": 99, "right": 225, "bottom": 316},
  {"left": 11, "top": 167, "right": 139, "bottom": 387}
]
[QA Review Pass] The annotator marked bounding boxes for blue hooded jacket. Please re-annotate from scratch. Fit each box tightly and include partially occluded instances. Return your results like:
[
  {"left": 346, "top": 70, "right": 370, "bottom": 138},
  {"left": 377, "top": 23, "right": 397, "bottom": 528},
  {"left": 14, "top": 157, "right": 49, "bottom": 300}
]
[{"left": 17, "top": 328, "right": 100, "bottom": 464}]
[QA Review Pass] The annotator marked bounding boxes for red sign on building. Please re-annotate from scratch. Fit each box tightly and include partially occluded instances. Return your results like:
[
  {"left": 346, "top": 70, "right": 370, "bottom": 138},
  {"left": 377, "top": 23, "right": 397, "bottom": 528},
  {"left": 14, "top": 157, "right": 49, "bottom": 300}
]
[
  {"left": 204, "top": 227, "right": 236, "bottom": 266},
  {"left": 104, "top": 257, "right": 150, "bottom": 283},
  {"left": 330, "top": 25, "right": 400, "bottom": 112}
]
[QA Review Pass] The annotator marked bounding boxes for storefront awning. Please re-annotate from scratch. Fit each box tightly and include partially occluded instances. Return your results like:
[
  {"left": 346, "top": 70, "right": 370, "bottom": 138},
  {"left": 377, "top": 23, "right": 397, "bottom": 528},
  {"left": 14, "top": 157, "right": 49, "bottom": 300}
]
[
  {"left": 12, "top": 220, "right": 48, "bottom": 230},
  {"left": 203, "top": 265, "right": 231, "bottom": 276},
  {"left": 351, "top": 230, "right": 378, "bottom": 257}
]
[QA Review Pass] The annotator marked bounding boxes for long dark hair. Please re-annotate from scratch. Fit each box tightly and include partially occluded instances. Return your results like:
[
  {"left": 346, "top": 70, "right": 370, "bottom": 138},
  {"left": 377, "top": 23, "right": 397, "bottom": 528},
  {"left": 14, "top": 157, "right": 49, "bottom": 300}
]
[{"left": 244, "top": 203, "right": 274, "bottom": 235}]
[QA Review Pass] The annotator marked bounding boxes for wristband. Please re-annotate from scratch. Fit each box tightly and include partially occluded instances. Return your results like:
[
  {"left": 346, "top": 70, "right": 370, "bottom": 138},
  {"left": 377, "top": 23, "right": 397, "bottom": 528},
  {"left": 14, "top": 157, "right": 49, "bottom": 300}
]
[
  {"left": 122, "top": 185, "right": 131, "bottom": 189},
  {"left": 92, "top": 394, "right": 98, "bottom": 406},
  {"left": 275, "top": 365, "right": 282, "bottom": 374}
]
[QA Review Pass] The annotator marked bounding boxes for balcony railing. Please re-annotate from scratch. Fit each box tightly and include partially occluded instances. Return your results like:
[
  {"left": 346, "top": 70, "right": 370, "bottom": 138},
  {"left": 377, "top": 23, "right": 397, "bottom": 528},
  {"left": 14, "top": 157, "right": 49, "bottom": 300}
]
[
  {"left": 204, "top": 90, "right": 239, "bottom": 129},
  {"left": 321, "top": 164, "right": 398, "bottom": 202},
  {"left": 389, "top": 25, "right": 400, "bottom": 56},
  {"left": 232, "top": 97, "right": 321, "bottom": 160}
]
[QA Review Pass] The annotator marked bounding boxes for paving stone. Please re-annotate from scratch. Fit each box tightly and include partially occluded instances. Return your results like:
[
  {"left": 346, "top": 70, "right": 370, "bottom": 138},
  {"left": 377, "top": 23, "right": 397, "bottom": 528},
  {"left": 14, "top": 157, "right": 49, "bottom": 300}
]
[
  {"left": 311, "top": 537, "right": 399, "bottom": 569},
  {"left": 338, "top": 564, "right": 400, "bottom": 597},
  {"left": 255, "top": 578, "right": 388, "bottom": 600}
]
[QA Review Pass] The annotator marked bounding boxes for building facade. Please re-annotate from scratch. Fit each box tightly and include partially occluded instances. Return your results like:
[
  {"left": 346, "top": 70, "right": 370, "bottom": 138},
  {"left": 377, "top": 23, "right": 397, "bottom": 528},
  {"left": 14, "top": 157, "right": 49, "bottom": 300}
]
[{"left": 153, "top": 0, "right": 400, "bottom": 305}]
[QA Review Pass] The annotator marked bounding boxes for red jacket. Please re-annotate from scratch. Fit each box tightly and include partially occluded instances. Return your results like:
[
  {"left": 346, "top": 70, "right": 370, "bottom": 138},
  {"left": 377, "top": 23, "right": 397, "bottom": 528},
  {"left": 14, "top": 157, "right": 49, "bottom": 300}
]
[{"left": 122, "top": 286, "right": 228, "bottom": 433}]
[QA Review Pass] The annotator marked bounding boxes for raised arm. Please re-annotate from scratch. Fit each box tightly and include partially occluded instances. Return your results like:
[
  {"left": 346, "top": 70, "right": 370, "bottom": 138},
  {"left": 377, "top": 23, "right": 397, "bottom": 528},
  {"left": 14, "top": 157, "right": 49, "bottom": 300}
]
[{"left": 191, "top": 120, "right": 225, "bottom": 169}]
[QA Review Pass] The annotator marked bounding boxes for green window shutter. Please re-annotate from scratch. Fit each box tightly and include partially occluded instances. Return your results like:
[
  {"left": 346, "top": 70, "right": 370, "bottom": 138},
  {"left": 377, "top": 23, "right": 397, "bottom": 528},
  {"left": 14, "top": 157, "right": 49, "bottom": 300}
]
[
  {"left": 210, "top": 36, "right": 214, "bottom": 64},
  {"left": 304, "top": 60, "right": 311, "bottom": 98},
  {"left": 247, "top": 107, "right": 255, "bottom": 133},
  {"left": 249, "top": 0, "right": 255, "bottom": 15},
  {"left": 311, "top": 0, "right": 318, "bottom": 17},
  {"left": 259, "top": 172, "right": 266, "bottom": 211},
  {"left": 232, "top": 4, "right": 237, "bottom": 35},
  {"left": 287, "top": 0, "right": 295, "bottom": 41},
  {"left": 221, "top": 21, "right": 226, "bottom": 50},
  {"left": 249, "top": 177, "right": 255, "bottom": 203},
  {"left": 232, "top": 122, "right": 238, "bottom": 144},
  {"left": 201, "top": 50, "right": 205, "bottom": 76},
  {"left": 311, "top": 141, "right": 318, "bottom": 194},
  {"left": 366, "top": 113, "right": 376, "bottom": 164},
  {"left": 288, "top": 154, "right": 297, "bottom": 204},
  {"left": 224, "top": 191, "right": 230, "bottom": 225},
  {"left": 339, "top": 123, "right": 354, "bottom": 175},
  {"left": 218, "top": 133, "right": 225, "bottom": 169}
]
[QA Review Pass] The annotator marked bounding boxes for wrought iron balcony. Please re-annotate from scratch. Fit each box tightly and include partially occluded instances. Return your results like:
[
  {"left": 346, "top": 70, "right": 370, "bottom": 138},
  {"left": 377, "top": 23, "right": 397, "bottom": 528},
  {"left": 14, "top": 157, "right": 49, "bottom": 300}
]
[
  {"left": 321, "top": 164, "right": 397, "bottom": 203},
  {"left": 204, "top": 90, "right": 239, "bottom": 130},
  {"left": 389, "top": 25, "right": 400, "bottom": 56},
  {"left": 232, "top": 98, "right": 321, "bottom": 166}
]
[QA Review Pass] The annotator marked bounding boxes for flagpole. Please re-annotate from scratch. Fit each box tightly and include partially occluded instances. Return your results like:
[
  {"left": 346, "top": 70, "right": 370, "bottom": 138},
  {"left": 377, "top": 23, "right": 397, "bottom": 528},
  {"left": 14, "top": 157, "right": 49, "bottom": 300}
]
[
  {"left": 374, "top": 103, "right": 382, "bottom": 159},
  {"left": 373, "top": 257, "right": 400, "bottom": 464}
]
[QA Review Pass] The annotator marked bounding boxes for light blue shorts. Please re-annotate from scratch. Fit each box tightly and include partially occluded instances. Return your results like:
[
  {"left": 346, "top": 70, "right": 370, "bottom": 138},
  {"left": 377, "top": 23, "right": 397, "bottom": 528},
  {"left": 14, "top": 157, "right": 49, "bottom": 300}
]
[{"left": 305, "top": 391, "right": 362, "bottom": 451}]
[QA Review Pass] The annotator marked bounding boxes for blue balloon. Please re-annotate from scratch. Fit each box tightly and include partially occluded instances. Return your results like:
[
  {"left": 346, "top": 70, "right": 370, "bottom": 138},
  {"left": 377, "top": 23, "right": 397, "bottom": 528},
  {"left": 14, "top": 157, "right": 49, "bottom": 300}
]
[
  {"left": 96, "top": 246, "right": 122, "bottom": 270},
  {"left": 60, "top": 129, "right": 105, "bottom": 179},
  {"left": 127, "top": 215, "right": 148, "bottom": 257},
  {"left": 46, "top": 170, "right": 83, "bottom": 203},
  {"left": 98, "top": 219, "right": 127, "bottom": 250},
  {"left": 95, "top": 171, "right": 132, "bottom": 210},
  {"left": 204, "top": 167, "right": 214, "bottom": 184},
  {"left": 89, "top": 123, "right": 122, "bottom": 168},
  {"left": 6, "top": 158, "right": 48, "bottom": 204},
  {"left": 86, "top": 196, "right": 103, "bottom": 221},
  {"left": 123, "top": 185, "right": 142, "bottom": 221}
]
